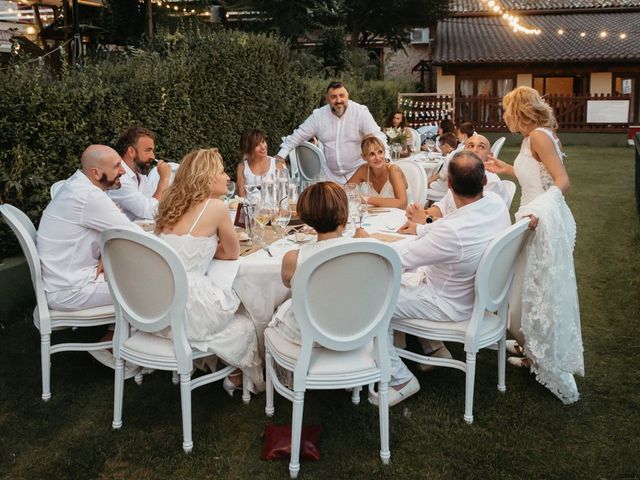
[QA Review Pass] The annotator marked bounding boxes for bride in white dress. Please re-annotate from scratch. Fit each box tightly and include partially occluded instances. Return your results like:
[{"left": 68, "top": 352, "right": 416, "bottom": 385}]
[
  {"left": 155, "top": 148, "right": 263, "bottom": 394},
  {"left": 486, "top": 86, "right": 584, "bottom": 404}
]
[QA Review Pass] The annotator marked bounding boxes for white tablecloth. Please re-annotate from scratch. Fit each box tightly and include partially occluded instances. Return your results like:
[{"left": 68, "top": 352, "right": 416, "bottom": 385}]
[
  {"left": 233, "top": 209, "right": 411, "bottom": 351},
  {"left": 407, "top": 151, "right": 444, "bottom": 178}
]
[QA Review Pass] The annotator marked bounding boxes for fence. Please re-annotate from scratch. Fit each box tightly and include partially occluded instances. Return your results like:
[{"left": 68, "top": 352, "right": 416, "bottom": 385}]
[{"left": 455, "top": 94, "right": 631, "bottom": 132}]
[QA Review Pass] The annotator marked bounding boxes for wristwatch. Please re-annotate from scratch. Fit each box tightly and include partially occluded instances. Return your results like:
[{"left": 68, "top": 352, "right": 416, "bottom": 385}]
[{"left": 426, "top": 216, "right": 434, "bottom": 224}]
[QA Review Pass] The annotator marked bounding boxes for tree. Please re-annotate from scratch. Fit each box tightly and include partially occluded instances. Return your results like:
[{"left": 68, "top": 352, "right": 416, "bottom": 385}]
[{"left": 227, "top": 0, "right": 449, "bottom": 50}]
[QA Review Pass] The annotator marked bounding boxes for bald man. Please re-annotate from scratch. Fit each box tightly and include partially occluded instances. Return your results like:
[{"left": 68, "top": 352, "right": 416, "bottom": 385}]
[
  {"left": 406, "top": 134, "right": 511, "bottom": 228},
  {"left": 37, "top": 145, "right": 140, "bottom": 311}
]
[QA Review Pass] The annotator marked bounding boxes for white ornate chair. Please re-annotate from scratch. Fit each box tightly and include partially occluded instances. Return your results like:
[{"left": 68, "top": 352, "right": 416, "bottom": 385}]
[
  {"left": 394, "top": 159, "right": 428, "bottom": 207},
  {"left": 491, "top": 136, "right": 506, "bottom": 158},
  {"left": 100, "top": 227, "right": 249, "bottom": 453},
  {"left": 0, "top": 204, "right": 115, "bottom": 401},
  {"left": 391, "top": 219, "right": 531, "bottom": 423},
  {"left": 502, "top": 180, "right": 517, "bottom": 208},
  {"left": 294, "top": 141, "right": 327, "bottom": 188},
  {"left": 264, "top": 241, "right": 401, "bottom": 478}
]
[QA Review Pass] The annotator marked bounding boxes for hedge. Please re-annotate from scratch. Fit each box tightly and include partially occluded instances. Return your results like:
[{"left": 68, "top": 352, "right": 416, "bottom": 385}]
[{"left": 0, "top": 29, "right": 416, "bottom": 258}]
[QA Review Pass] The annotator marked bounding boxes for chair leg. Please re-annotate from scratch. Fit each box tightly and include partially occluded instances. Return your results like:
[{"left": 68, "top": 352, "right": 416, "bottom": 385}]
[
  {"left": 172, "top": 371, "right": 179, "bottom": 385},
  {"left": 351, "top": 386, "right": 361, "bottom": 405},
  {"left": 134, "top": 371, "right": 144, "bottom": 386},
  {"left": 497, "top": 337, "right": 506, "bottom": 393},
  {"left": 112, "top": 357, "right": 125, "bottom": 429},
  {"left": 289, "top": 390, "right": 305, "bottom": 479},
  {"left": 180, "top": 373, "right": 193, "bottom": 453},
  {"left": 41, "top": 334, "right": 51, "bottom": 401},
  {"left": 241, "top": 373, "right": 251, "bottom": 405},
  {"left": 265, "top": 352, "right": 274, "bottom": 417},
  {"left": 378, "top": 381, "right": 391, "bottom": 465},
  {"left": 464, "top": 352, "right": 477, "bottom": 424}
]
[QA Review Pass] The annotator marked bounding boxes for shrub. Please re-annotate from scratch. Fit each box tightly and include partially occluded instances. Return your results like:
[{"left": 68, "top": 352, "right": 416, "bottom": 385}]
[{"left": 0, "top": 29, "right": 416, "bottom": 258}]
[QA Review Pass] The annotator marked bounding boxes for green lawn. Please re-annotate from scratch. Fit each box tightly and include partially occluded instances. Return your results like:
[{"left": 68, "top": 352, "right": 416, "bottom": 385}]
[{"left": 1, "top": 146, "right": 639, "bottom": 479}]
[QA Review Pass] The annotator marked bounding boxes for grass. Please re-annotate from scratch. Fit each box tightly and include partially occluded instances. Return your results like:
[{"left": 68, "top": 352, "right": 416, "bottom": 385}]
[{"left": 1, "top": 145, "right": 639, "bottom": 479}]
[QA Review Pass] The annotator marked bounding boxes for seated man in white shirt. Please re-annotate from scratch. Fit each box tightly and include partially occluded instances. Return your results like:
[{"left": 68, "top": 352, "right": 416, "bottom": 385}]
[
  {"left": 358, "top": 151, "right": 511, "bottom": 406},
  {"left": 107, "top": 126, "right": 172, "bottom": 220},
  {"left": 407, "top": 134, "right": 510, "bottom": 228},
  {"left": 426, "top": 132, "right": 458, "bottom": 198},
  {"left": 275, "top": 81, "right": 388, "bottom": 183},
  {"left": 37, "top": 145, "right": 140, "bottom": 311}
]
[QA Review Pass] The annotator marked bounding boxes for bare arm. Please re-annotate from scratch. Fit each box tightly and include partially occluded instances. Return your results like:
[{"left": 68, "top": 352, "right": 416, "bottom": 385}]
[
  {"left": 213, "top": 201, "right": 240, "bottom": 260},
  {"left": 281, "top": 250, "right": 299, "bottom": 288},
  {"left": 529, "top": 130, "right": 571, "bottom": 193},
  {"left": 484, "top": 153, "right": 515, "bottom": 178},
  {"left": 236, "top": 162, "right": 246, "bottom": 198},
  {"left": 347, "top": 165, "right": 367, "bottom": 185}
]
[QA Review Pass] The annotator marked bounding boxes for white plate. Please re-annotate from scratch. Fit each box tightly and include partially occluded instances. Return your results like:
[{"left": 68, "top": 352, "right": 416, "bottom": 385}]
[{"left": 286, "top": 233, "right": 314, "bottom": 243}]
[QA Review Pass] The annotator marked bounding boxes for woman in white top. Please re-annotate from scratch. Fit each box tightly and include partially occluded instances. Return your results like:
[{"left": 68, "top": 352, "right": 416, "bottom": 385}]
[
  {"left": 269, "top": 182, "right": 354, "bottom": 345},
  {"left": 236, "top": 128, "right": 284, "bottom": 202},
  {"left": 155, "top": 148, "right": 263, "bottom": 395},
  {"left": 485, "top": 86, "right": 583, "bottom": 403},
  {"left": 348, "top": 135, "right": 408, "bottom": 209}
]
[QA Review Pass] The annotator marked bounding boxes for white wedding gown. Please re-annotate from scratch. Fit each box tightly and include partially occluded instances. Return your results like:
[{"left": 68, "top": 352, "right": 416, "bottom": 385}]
[
  {"left": 158, "top": 200, "right": 264, "bottom": 390},
  {"left": 511, "top": 128, "right": 584, "bottom": 404}
]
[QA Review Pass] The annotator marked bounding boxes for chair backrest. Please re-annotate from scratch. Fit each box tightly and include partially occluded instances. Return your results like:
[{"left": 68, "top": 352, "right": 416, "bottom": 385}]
[
  {"left": 294, "top": 142, "right": 327, "bottom": 185},
  {"left": 405, "top": 127, "right": 421, "bottom": 150},
  {"left": 291, "top": 240, "right": 401, "bottom": 356},
  {"left": 100, "top": 228, "right": 191, "bottom": 367},
  {"left": 50, "top": 180, "right": 66, "bottom": 199},
  {"left": 286, "top": 142, "right": 300, "bottom": 185},
  {"left": 467, "top": 219, "right": 531, "bottom": 345},
  {"left": 502, "top": 180, "right": 517, "bottom": 208},
  {"left": 394, "top": 159, "right": 428, "bottom": 207},
  {"left": 0, "top": 204, "right": 49, "bottom": 316},
  {"left": 491, "top": 136, "right": 506, "bottom": 158}
]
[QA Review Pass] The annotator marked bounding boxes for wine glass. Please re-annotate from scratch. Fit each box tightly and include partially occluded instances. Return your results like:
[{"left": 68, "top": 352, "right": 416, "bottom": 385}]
[
  {"left": 255, "top": 199, "right": 274, "bottom": 249},
  {"left": 245, "top": 183, "right": 260, "bottom": 204},
  {"left": 426, "top": 139, "right": 436, "bottom": 154},
  {"left": 358, "top": 182, "right": 374, "bottom": 206},
  {"left": 357, "top": 197, "right": 368, "bottom": 228},
  {"left": 343, "top": 183, "right": 359, "bottom": 235},
  {"left": 391, "top": 143, "right": 403, "bottom": 161},
  {"left": 225, "top": 180, "right": 236, "bottom": 201},
  {"left": 272, "top": 197, "right": 292, "bottom": 241}
]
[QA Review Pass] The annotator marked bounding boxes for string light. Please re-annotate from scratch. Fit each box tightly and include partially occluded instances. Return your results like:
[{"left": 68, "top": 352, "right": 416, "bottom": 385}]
[
  {"left": 599, "top": 31, "right": 608, "bottom": 38},
  {"left": 479, "top": 0, "right": 540, "bottom": 35},
  {"left": 620, "top": 33, "right": 628, "bottom": 39}
]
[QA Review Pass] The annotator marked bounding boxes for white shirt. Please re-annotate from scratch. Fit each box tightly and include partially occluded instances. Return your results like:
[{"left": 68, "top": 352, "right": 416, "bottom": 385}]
[
  {"left": 37, "top": 170, "right": 138, "bottom": 298},
  {"left": 107, "top": 160, "right": 158, "bottom": 220},
  {"left": 277, "top": 101, "right": 387, "bottom": 183},
  {"left": 393, "top": 192, "right": 510, "bottom": 321},
  {"left": 419, "top": 172, "right": 510, "bottom": 237}
]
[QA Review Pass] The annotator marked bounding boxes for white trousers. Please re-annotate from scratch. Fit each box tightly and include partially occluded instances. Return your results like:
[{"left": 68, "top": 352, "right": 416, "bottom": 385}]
[
  {"left": 46, "top": 274, "right": 113, "bottom": 311},
  {"left": 388, "top": 279, "right": 454, "bottom": 386}
]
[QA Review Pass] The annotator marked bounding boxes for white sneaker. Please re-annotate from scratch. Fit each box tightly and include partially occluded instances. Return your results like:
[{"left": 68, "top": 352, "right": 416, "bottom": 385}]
[
  {"left": 368, "top": 376, "right": 421, "bottom": 407},
  {"left": 89, "top": 350, "right": 140, "bottom": 380},
  {"left": 417, "top": 345, "right": 453, "bottom": 372}
]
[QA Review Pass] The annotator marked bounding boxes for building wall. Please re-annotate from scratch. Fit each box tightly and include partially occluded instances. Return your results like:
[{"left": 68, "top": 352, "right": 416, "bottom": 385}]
[
  {"left": 517, "top": 74, "right": 533, "bottom": 87},
  {"left": 590, "top": 72, "right": 613, "bottom": 95},
  {"left": 436, "top": 67, "right": 455, "bottom": 95},
  {"left": 383, "top": 44, "right": 430, "bottom": 82}
]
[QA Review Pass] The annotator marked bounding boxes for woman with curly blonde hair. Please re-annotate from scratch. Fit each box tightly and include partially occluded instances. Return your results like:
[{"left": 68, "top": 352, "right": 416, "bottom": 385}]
[
  {"left": 156, "top": 148, "right": 263, "bottom": 396},
  {"left": 485, "top": 86, "right": 584, "bottom": 404}
]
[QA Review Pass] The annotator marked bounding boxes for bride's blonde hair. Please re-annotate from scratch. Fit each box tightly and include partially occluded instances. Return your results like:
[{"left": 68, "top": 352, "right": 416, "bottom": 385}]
[
  {"left": 155, "top": 148, "right": 225, "bottom": 233},
  {"left": 503, "top": 86, "right": 557, "bottom": 133}
]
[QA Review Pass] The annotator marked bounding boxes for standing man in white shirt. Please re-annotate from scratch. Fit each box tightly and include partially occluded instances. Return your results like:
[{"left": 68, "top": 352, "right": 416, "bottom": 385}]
[
  {"left": 359, "top": 151, "right": 511, "bottom": 406},
  {"left": 275, "top": 81, "right": 388, "bottom": 183},
  {"left": 108, "top": 126, "right": 172, "bottom": 220},
  {"left": 37, "top": 145, "right": 140, "bottom": 311}
]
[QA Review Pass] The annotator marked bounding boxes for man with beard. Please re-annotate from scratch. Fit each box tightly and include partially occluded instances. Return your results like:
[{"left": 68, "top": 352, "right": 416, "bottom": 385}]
[
  {"left": 275, "top": 82, "right": 388, "bottom": 183},
  {"left": 108, "top": 126, "right": 172, "bottom": 220},
  {"left": 37, "top": 145, "right": 141, "bottom": 311}
]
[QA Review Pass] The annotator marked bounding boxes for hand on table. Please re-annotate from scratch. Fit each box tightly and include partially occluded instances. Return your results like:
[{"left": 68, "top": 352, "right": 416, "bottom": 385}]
[
  {"left": 397, "top": 221, "right": 417, "bottom": 235},
  {"left": 406, "top": 202, "right": 428, "bottom": 224},
  {"left": 353, "top": 227, "right": 370, "bottom": 238}
]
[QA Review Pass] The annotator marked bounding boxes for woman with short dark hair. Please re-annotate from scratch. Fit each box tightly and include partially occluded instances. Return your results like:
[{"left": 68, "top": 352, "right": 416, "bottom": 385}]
[
  {"left": 269, "top": 182, "right": 355, "bottom": 345},
  {"left": 236, "top": 128, "right": 284, "bottom": 202}
]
